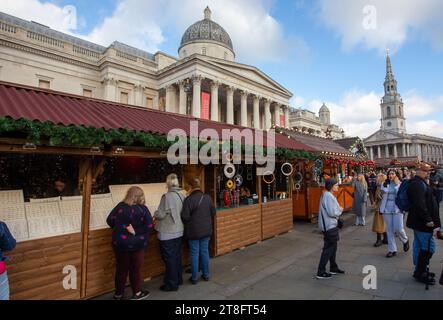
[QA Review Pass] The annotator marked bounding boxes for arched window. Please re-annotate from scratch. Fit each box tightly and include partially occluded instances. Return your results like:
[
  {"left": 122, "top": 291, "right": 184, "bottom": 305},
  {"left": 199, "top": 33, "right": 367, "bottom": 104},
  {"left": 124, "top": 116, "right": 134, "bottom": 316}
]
[
  {"left": 387, "top": 106, "right": 391, "bottom": 117},
  {"left": 399, "top": 106, "right": 402, "bottom": 117}
]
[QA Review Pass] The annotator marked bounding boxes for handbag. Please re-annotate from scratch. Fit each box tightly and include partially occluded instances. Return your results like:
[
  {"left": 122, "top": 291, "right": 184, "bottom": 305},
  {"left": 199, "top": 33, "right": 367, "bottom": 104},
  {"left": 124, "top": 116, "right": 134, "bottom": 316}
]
[
  {"left": 320, "top": 197, "right": 340, "bottom": 242},
  {"left": 0, "top": 261, "right": 7, "bottom": 275}
]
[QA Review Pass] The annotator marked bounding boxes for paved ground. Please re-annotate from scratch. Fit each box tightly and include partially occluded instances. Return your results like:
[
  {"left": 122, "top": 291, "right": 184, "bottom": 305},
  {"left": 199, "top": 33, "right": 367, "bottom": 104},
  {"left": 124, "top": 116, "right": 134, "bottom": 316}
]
[{"left": 96, "top": 204, "right": 443, "bottom": 300}]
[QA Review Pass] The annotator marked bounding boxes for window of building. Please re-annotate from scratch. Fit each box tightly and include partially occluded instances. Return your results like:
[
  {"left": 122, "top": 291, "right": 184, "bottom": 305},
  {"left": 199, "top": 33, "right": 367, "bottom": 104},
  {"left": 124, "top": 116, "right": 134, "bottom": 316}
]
[
  {"left": 146, "top": 97, "right": 153, "bottom": 109},
  {"left": 83, "top": 89, "right": 92, "bottom": 98},
  {"left": 387, "top": 121, "right": 392, "bottom": 127},
  {"left": 120, "top": 92, "right": 129, "bottom": 104},
  {"left": 202, "top": 47, "right": 206, "bottom": 55},
  {"left": 387, "top": 106, "right": 391, "bottom": 117},
  {"left": 38, "top": 80, "right": 50, "bottom": 89}
]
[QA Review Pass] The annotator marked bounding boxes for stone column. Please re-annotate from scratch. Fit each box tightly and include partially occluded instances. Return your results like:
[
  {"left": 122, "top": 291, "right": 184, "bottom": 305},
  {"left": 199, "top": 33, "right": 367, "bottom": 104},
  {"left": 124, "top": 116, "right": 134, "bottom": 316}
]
[
  {"left": 226, "top": 86, "right": 235, "bottom": 125},
  {"left": 416, "top": 144, "right": 422, "bottom": 161},
  {"left": 134, "top": 84, "right": 144, "bottom": 107},
  {"left": 240, "top": 91, "right": 248, "bottom": 127},
  {"left": 253, "top": 95, "right": 260, "bottom": 129},
  {"left": 192, "top": 75, "right": 202, "bottom": 118},
  {"left": 402, "top": 143, "right": 406, "bottom": 157},
  {"left": 210, "top": 81, "right": 219, "bottom": 122},
  {"left": 369, "top": 147, "right": 374, "bottom": 160},
  {"left": 393, "top": 144, "right": 398, "bottom": 158},
  {"left": 284, "top": 106, "right": 290, "bottom": 128},
  {"left": 407, "top": 144, "right": 410, "bottom": 157},
  {"left": 103, "top": 77, "right": 117, "bottom": 101},
  {"left": 153, "top": 94, "right": 159, "bottom": 110},
  {"left": 274, "top": 104, "right": 281, "bottom": 127},
  {"left": 385, "top": 145, "right": 389, "bottom": 158},
  {"left": 165, "top": 85, "right": 176, "bottom": 113},
  {"left": 377, "top": 146, "right": 381, "bottom": 159},
  {"left": 178, "top": 80, "right": 187, "bottom": 115},
  {"left": 264, "top": 99, "right": 271, "bottom": 130}
]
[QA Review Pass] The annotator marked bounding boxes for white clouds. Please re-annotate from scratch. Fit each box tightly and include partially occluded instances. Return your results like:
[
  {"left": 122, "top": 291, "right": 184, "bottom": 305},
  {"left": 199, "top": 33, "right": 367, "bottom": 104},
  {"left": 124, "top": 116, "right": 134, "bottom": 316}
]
[
  {"left": 1, "top": 0, "right": 78, "bottom": 33},
  {"left": 1, "top": 0, "right": 306, "bottom": 63},
  {"left": 297, "top": 90, "right": 443, "bottom": 138},
  {"left": 316, "top": 0, "right": 443, "bottom": 53}
]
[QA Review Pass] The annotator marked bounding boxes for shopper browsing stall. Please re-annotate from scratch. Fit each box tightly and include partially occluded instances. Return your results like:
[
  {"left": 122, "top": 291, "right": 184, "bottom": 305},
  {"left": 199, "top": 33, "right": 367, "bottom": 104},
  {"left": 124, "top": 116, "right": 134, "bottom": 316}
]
[
  {"left": 181, "top": 178, "right": 216, "bottom": 284},
  {"left": 372, "top": 173, "right": 388, "bottom": 247},
  {"left": 107, "top": 187, "right": 153, "bottom": 300},
  {"left": 352, "top": 174, "right": 368, "bottom": 226},
  {"left": 155, "top": 174, "right": 185, "bottom": 292}
]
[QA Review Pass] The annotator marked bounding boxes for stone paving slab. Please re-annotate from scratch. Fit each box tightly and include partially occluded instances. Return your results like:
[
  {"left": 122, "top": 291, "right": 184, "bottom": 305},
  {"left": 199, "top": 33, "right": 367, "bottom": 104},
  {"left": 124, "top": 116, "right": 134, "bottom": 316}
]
[{"left": 95, "top": 205, "right": 443, "bottom": 300}]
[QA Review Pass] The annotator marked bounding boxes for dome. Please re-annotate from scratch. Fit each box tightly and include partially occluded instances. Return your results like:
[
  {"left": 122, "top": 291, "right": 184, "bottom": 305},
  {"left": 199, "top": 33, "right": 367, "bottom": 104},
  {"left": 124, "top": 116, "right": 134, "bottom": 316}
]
[
  {"left": 179, "top": 7, "right": 234, "bottom": 53},
  {"left": 319, "top": 103, "right": 330, "bottom": 113}
]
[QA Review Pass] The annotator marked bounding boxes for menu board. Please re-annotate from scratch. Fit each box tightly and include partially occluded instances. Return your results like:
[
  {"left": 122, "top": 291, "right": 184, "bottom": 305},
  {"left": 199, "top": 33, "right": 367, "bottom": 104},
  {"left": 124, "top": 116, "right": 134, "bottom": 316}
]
[
  {"left": 5, "top": 219, "right": 29, "bottom": 241},
  {"left": 90, "top": 193, "right": 114, "bottom": 230},
  {"left": 0, "top": 190, "right": 24, "bottom": 204},
  {"left": 109, "top": 183, "right": 165, "bottom": 214},
  {"left": 27, "top": 215, "right": 65, "bottom": 240},
  {"left": 0, "top": 203, "right": 26, "bottom": 221}
]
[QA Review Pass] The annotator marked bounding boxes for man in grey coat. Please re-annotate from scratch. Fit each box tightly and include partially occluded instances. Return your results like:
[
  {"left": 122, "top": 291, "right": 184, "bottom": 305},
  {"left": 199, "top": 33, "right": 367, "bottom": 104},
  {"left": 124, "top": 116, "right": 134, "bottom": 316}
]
[
  {"left": 155, "top": 173, "right": 185, "bottom": 291},
  {"left": 317, "top": 179, "right": 345, "bottom": 279}
]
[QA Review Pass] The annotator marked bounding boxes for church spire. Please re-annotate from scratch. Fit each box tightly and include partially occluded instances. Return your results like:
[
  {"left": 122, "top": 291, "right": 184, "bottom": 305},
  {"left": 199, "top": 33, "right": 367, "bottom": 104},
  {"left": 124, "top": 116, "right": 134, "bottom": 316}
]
[
  {"left": 385, "top": 49, "right": 394, "bottom": 81},
  {"left": 384, "top": 49, "right": 398, "bottom": 96}
]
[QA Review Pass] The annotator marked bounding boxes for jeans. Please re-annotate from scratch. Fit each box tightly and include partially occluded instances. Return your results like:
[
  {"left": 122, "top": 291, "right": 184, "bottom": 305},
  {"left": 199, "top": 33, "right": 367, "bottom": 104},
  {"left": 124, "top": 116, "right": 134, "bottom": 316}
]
[
  {"left": 114, "top": 249, "right": 145, "bottom": 296},
  {"left": 383, "top": 213, "right": 408, "bottom": 252},
  {"left": 159, "top": 237, "right": 183, "bottom": 289},
  {"left": 188, "top": 237, "right": 210, "bottom": 281},
  {"left": 317, "top": 236, "right": 339, "bottom": 274},
  {"left": 355, "top": 215, "right": 366, "bottom": 226},
  {"left": 412, "top": 230, "right": 435, "bottom": 268},
  {"left": 0, "top": 272, "right": 9, "bottom": 300}
]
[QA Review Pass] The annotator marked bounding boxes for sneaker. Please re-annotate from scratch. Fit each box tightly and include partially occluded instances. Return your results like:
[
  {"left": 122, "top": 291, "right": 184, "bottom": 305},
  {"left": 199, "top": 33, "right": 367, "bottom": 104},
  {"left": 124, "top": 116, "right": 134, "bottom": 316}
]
[
  {"left": 189, "top": 277, "right": 198, "bottom": 285},
  {"left": 403, "top": 240, "right": 410, "bottom": 252},
  {"left": 159, "top": 285, "right": 178, "bottom": 292},
  {"left": 130, "top": 290, "right": 150, "bottom": 300},
  {"left": 330, "top": 268, "right": 345, "bottom": 275},
  {"left": 113, "top": 294, "right": 123, "bottom": 300},
  {"left": 316, "top": 272, "right": 332, "bottom": 279},
  {"left": 386, "top": 252, "right": 397, "bottom": 258}
]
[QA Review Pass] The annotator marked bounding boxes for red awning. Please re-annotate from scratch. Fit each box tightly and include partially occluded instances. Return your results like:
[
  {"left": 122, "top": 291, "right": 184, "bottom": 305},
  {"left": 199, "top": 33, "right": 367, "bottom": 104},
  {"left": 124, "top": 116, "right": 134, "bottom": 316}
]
[{"left": 0, "top": 81, "right": 314, "bottom": 151}]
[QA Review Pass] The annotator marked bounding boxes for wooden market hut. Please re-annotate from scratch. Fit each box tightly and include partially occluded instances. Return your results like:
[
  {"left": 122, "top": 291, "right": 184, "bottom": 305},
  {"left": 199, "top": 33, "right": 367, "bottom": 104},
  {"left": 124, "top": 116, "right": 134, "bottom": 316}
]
[
  {"left": 278, "top": 129, "right": 360, "bottom": 222},
  {"left": 0, "top": 81, "right": 316, "bottom": 299}
]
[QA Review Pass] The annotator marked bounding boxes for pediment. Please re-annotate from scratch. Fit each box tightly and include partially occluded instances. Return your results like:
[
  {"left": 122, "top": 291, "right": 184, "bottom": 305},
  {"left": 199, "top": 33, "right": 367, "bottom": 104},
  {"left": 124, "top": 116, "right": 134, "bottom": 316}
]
[
  {"left": 205, "top": 59, "right": 292, "bottom": 96},
  {"left": 364, "top": 130, "right": 407, "bottom": 143}
]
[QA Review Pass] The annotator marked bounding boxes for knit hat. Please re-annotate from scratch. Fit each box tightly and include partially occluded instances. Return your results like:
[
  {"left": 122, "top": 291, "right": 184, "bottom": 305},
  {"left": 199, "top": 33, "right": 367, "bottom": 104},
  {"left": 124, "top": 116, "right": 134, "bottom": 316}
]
[{"left": 325, "top": 178, "right": 338, "bottom": 191}]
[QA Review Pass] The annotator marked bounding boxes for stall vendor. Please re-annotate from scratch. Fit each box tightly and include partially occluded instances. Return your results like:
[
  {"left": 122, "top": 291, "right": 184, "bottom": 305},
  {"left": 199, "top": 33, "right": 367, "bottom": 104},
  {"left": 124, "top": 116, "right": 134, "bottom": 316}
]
[{"left": 49, "top": 177, "right": 80, "bottom": 197}]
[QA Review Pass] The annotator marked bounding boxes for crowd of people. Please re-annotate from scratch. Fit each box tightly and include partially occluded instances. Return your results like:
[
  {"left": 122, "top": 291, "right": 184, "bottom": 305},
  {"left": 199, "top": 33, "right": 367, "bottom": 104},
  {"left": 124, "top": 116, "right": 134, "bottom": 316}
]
[
  {"left": 0, "top": 164, "right": 442, "bottom": 300},
  {"left": 317, "top": 163, "right": 443, "bottom": 286}
]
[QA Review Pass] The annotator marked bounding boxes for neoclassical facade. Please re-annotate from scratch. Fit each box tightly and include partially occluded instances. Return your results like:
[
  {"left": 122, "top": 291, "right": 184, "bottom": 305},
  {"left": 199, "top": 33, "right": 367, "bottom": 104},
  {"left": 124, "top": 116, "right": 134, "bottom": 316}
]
[
  {"left": 0, "top": 7, "right": 292, "bottom": 130},
  {"left": 364, "top": 52, "right": 443, "bottom": 164},
  {"left": 289, "top": 103, "right": 345, "bottom": 139}
]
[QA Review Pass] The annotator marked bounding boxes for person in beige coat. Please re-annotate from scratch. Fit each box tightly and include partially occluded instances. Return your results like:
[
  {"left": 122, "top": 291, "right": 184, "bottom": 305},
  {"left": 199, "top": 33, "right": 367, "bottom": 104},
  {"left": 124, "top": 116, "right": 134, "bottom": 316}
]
[{"left": 372, "top": 173, "right": 388, "bottom": 247}]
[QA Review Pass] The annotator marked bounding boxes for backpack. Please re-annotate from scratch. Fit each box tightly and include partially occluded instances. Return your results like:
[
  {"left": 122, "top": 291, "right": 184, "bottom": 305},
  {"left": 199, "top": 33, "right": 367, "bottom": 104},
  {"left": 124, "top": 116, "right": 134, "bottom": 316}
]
[{"left": 395, "top": 180, "right": 411, "bottom": 212}]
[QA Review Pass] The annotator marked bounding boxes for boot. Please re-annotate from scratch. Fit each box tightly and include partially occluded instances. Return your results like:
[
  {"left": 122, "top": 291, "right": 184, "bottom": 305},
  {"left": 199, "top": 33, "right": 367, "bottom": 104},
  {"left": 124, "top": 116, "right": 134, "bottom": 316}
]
[
  {"left": 374, "top": 233, "right": 383, "bottom": 247},
  {"left": 413, "top": 250, "right": 435, "bottom": 285},
  {"left": 382, "top": 233, "right": 388, "bottom": 245}
]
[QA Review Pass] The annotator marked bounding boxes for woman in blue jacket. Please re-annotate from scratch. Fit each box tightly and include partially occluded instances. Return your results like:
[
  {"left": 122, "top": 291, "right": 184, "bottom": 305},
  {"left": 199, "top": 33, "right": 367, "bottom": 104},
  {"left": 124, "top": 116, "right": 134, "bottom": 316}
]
[
  {"left": 0, "top": 221, "right": 16, "bottom": 300},
  {"left": 107, "top": 186, "right": 153, "bottom": 300}
]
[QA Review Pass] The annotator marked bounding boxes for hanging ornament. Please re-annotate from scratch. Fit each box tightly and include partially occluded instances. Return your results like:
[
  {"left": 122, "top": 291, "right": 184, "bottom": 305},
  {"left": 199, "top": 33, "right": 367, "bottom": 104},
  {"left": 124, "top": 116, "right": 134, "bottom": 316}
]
[{"left": 224, "top": 163, "right": 236, "bottom": 179}]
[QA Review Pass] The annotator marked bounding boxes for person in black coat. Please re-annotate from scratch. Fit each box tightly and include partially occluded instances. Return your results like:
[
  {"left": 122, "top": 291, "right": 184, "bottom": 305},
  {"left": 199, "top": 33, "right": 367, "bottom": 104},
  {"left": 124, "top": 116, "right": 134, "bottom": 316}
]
[
  {"left": 181, "top": 177, "right": 216, "bottom": 284},
  {"left": 406, "top": 163, "right": 441, "bottom": 285}
]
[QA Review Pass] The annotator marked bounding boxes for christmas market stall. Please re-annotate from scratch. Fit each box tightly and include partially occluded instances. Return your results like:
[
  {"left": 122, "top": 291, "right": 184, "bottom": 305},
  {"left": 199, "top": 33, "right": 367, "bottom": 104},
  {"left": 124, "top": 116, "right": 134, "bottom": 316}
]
[
  {"left": 0, "top": 81, "right": 315, "bottom": 299},
  {"left": 279, "top": 128, "right": 374, "bottom": 222}
]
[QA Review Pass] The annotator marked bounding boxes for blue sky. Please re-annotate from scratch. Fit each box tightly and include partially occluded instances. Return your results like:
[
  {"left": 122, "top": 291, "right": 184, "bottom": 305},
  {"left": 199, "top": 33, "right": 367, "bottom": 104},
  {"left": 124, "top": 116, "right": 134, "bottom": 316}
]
[{"left": 2, "top": 0, "right": 443, "bottom": 138}]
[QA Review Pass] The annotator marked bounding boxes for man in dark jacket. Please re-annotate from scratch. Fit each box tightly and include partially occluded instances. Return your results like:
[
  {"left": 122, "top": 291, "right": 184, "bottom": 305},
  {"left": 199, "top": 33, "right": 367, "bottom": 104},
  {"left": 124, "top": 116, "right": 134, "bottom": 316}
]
[
  {"left": 406, "top": 163, "right": 441, "bottom": 285},
  {"left": 181, "top": 177, "right": 216, "bottom": 284}
]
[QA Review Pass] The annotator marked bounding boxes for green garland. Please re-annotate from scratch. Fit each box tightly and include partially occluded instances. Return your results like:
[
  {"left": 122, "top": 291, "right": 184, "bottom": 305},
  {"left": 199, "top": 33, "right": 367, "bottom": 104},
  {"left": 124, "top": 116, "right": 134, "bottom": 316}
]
[{"left": 0, "top": 117, "right": 316, "bottom": 160}]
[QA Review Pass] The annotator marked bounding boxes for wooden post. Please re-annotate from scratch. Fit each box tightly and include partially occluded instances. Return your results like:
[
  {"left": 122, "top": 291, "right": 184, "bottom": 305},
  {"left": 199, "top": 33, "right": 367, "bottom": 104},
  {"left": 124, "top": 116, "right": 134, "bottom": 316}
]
[{"left": 80, "top": 159, "right": 93, "bottom": 298}]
